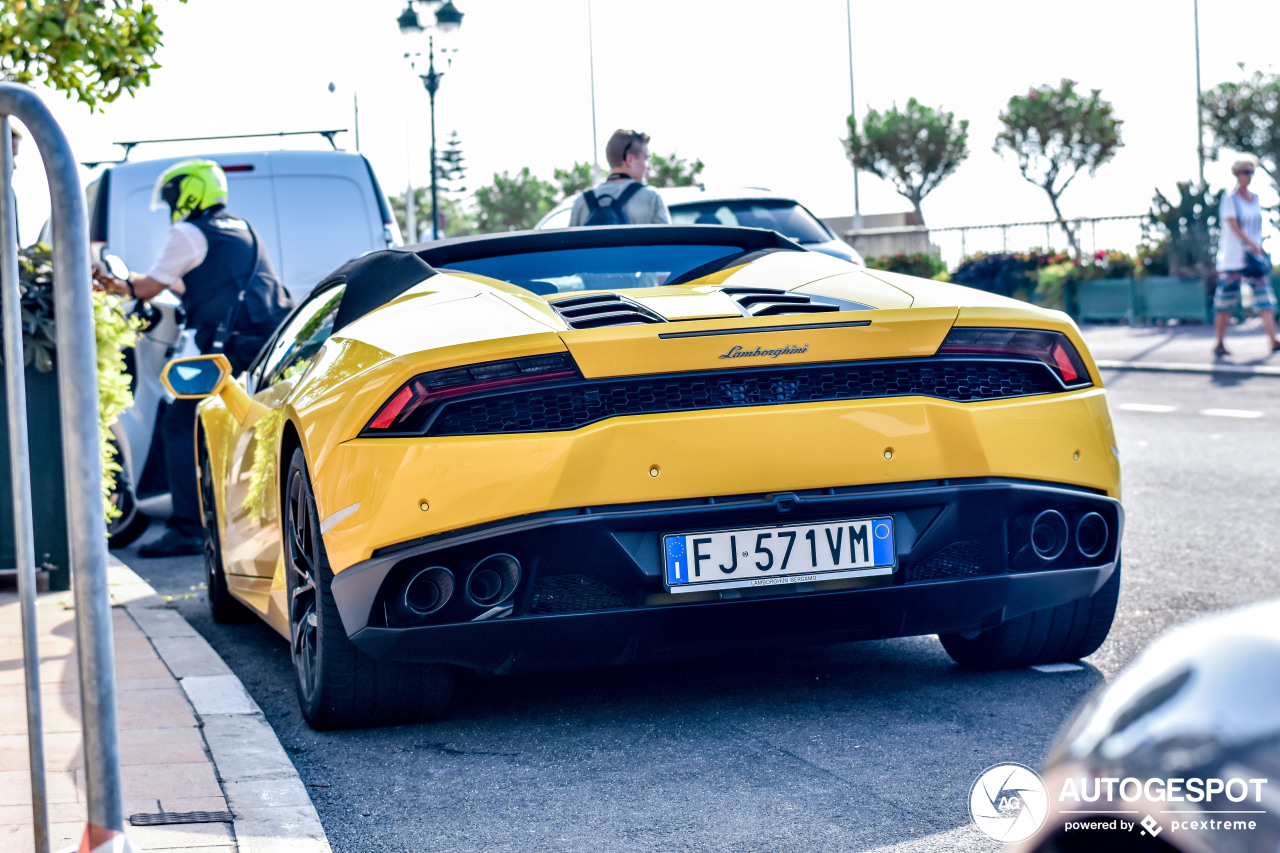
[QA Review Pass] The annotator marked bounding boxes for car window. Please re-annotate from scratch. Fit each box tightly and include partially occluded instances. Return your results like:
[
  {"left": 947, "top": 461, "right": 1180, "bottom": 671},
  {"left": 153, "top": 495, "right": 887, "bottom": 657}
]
[
  {"left": 438, "top": 244, "right": 746, "bottom": 294},
  {"left": 256, "top": 283, "right": 347, "bottom": 388},
  {"left": 540, "top": 207, "right": 573, "bottom": 229},
  {"left": 670, "top": 200, "right": 833, "bottom": 245}
]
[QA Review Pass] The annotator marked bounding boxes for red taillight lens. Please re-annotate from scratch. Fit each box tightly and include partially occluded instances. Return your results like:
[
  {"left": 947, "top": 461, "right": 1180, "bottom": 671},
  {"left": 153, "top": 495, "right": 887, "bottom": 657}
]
[
  {"left": 362, "top": 352, "right": 579, "bottom": 436},
  {"left": 937, "top": 327, "right": 1091, "bottom": 388}
]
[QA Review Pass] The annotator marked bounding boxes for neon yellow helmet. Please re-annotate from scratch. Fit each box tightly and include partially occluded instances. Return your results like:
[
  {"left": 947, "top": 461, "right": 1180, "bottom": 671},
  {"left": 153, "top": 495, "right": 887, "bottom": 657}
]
[{"left": 150, "top": 159, "right": 228, "bottom": 223}]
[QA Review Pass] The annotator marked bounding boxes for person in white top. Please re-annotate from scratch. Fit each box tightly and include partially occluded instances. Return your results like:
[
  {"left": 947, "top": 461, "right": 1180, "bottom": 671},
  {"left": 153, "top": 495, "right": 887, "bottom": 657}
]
[{"left": 1212, "top": 154, "right": 1277, "bottom": 357}]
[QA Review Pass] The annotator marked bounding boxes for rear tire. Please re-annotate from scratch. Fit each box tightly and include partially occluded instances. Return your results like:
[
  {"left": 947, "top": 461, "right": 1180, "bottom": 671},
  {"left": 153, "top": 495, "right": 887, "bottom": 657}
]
[
  {"left": 199, "top": 440, "right": 248, "bottom": 623},
  {"left": 939, "top": 556, "right": 1121, "bottom": 670},
  {"left": 284, "top": 447, "right": 453, "bottom": 729}
]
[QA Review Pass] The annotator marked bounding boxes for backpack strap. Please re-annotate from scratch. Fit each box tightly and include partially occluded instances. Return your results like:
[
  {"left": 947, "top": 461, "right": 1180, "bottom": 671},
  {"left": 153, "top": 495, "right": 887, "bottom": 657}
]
[
  {"left": 615, "top": 181, "right": 643, "bottom": 209},
  {"left": 583, "top": 190, "right": 601, "bottom": 213}
]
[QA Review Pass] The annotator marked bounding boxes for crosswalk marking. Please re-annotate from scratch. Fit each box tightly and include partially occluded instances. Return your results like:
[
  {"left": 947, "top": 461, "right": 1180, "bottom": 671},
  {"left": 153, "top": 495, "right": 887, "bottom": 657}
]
[
  {"left": 1199, "top": 408, "right": 1264, "bottom": 419},
  {"left": 1119, "top": 403, "right": 1177, "bottom": 413}
]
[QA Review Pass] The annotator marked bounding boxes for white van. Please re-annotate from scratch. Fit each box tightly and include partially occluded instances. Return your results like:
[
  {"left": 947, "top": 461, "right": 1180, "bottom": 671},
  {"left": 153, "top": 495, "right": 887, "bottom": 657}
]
[
  {"left": 86, "top": 148, "right": 402, "bottom": 301},
  {"left": 83, "top": 147, "right": 401, "bottom": 546}
]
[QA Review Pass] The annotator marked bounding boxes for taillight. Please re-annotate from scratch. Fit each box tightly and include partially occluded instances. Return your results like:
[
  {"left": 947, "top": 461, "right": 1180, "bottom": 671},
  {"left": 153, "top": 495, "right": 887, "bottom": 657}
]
[
  {"left": 361, "top": 352, "right": 579, "bottom": 436},
  {"left": 937, "top": 327, "right": 1092, "bottom": 388}
]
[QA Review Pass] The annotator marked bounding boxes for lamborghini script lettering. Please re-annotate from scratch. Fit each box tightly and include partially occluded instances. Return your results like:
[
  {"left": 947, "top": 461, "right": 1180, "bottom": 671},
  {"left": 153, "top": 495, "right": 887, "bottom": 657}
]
[{"left": 719, "top": 344, "right": 810, "bottom": 359}]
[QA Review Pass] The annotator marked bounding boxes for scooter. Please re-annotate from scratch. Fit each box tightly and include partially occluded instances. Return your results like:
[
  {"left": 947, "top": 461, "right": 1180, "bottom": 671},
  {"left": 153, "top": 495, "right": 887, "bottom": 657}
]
[{"left": 98, "top": 254, "right": 197, "bottom": 547}]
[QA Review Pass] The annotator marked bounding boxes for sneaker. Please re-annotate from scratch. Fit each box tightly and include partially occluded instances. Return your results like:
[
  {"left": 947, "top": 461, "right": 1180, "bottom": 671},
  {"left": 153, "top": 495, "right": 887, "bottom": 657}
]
[
  {"left": 1214, "top": 342, "right": 1230, "bottom": 358},
  {"left": 139, "top": 529, "right": 204, "bottom": 558}
]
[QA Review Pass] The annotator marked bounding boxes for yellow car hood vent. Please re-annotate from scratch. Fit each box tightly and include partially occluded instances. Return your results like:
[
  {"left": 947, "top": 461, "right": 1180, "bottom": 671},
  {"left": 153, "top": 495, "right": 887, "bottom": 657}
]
[
  {"left": 552, "top": 287, "right": 876, "bottom": 329},
  {"left": 551, "top": 292, "right": 666, "bottom": 329}
]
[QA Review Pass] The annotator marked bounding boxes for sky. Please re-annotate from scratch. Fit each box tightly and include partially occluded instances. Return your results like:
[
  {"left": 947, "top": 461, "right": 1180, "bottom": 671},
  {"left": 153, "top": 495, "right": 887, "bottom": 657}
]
[{"left": 7, "top": 0, "right": 1280, "bottom": 258}]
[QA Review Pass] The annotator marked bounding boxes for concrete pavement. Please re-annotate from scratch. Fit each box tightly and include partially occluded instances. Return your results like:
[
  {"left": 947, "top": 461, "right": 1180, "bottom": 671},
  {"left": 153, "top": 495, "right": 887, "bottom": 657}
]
[
  {"left": 0, "top": 558, "right": 330, "bottom": 853},
  {"left": 1082, "top": 316, "right": 1280, "bottom": 376}
]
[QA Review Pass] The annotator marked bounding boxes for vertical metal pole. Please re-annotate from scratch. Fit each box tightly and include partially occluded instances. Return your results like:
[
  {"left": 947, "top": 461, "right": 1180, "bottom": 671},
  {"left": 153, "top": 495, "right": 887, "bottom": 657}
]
[
  {"left": 846, "top": 0, "right": 862, "bottom": 232},
  {"left": 404, "top": 53, "right": 417, "bottom": 244},
  {"left": 587, "top": 0, "right": 600, "bottom": 186},
  {"left": 428, "top": 35, "right": 440, "bottom": 242},
  {"left": 353, "top": 92, "right": 360, "bottom": 152},
  {"left": 1, "top": 113, "right": 51, "bottom": 853},
  {"left": 1193, "top": 0, "right": 1206, "bottom": 188},
  {"left": 0, "top": 83, "right": 127, "bottom": 848}
]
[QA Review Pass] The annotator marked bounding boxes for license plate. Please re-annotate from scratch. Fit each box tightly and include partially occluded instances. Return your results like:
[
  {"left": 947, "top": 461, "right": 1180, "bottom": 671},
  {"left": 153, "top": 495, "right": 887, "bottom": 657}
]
[{"left": 663, "top": 516, "right": 895, "bottom": 593}]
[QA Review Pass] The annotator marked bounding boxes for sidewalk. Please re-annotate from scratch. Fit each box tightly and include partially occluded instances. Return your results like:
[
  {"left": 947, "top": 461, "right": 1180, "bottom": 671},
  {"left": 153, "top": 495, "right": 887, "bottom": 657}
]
[
  {"left": 0, "top": 558, "right": 330, "bottom": 853},
  {"left": 1081, "top": 316, "right": 1280, "bottom": 377}
]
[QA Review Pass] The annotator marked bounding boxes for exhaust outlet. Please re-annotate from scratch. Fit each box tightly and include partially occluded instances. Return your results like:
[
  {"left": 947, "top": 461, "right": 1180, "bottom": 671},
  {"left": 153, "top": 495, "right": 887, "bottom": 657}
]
[
  {"left": 398, "top": 566, "right": 454, "bottom": 619},
  {"left": 466, "top": 554, "right": 521, "bottom": 607},
  {"left": 1030, "top": 510, "right": 1069, "bottom": 561},
  {"left": 1075, "top": 512, "right": 1109, "bottom": 559}
]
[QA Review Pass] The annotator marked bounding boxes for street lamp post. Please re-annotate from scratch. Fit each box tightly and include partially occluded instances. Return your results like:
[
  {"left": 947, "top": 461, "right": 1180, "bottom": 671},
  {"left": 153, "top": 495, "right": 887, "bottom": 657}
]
[{"left": 398, "top": 0, "right": 463, "bottom": 242}]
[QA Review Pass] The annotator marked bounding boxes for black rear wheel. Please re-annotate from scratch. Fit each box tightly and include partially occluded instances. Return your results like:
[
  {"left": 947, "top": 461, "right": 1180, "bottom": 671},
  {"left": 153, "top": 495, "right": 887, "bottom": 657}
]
[
  {"left": 284, "top": 447, "right": 452, "bottom": 729},
  {"left": 939, "top": 557, "right": 1122, "bottom": 670}
]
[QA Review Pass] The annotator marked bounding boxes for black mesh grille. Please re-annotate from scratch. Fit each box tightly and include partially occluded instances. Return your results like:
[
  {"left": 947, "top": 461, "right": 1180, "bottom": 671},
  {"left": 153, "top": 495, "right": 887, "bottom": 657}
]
[
  {"left": 908, "top": 540, "right": 991, "bottom": 582},
  {"left": 529, "top": 575, "right": 630, "bottom": 614},
  {"left": 423, "top": 358, "right": 1063, "bottom": 436}
]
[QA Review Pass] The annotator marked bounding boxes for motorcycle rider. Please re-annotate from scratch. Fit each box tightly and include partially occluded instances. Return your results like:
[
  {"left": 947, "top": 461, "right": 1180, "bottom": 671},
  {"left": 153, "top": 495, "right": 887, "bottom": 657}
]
[{"left": 95, "top": 159, "right": 293, "bottom": 557}]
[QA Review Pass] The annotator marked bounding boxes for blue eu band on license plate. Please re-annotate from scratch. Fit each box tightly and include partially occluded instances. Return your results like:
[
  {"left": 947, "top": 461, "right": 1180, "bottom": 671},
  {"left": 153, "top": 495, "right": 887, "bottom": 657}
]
[{"left": 663, "top": 517, "right": 895, "bottom": 593}]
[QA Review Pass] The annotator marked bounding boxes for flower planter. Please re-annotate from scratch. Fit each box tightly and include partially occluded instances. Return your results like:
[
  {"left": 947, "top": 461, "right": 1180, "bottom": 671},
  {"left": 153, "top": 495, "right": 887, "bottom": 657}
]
[
  {"left": 1075, "top": 279, "right": 1135, "bottom": 323},
  {"left": 0, "top": 361, "right": 71, "bottom": 591},
  {"left": 1142, "top": 276, "right": 1209, "bottom": 324}
]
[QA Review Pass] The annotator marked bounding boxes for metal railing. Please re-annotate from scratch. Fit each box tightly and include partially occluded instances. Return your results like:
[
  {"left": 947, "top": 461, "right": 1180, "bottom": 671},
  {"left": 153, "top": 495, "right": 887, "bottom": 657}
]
[
  {"left": 1, "top": 83, "right": 129, "bottom": 853},
  {"left": 846, "top": 214, "right": 1151, "bottom": 267}
]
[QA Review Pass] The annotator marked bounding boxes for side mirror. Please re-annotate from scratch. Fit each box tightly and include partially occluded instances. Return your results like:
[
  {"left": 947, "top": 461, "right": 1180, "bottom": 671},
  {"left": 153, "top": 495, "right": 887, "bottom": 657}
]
[
  {"left": 160, "top": 353, "right": 268, "bottom": 425},
  {"left": 102, "top": 253, "right": 130, "bottom": 280},
  {"left": 162, "top": 354, "right": 231, "bottom": 398}
]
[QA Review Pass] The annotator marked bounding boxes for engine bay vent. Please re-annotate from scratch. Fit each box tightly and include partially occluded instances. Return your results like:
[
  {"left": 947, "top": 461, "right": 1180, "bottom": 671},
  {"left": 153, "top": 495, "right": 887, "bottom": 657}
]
[
  {"left": 551, "top": 293, "right": 666, "bottom": 329},
  {"left": 721, "top": 287, "right": 872, "bottom": 317}
]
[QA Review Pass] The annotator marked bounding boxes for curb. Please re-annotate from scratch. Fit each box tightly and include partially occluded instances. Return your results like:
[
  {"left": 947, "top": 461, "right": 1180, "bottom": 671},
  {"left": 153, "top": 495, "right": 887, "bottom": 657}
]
[
  {"left": 107, "top": 556, "right": 332, "bottom": 853},
  {"left": 1095, "top": 359, "right": 1280, "bottom": 377}
]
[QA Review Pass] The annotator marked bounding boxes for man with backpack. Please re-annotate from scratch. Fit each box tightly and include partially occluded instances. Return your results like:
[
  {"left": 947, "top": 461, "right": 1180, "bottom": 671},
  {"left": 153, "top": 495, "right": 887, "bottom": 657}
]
[{"left": 570, "top": 129, "right": 670, "bottom": 227}]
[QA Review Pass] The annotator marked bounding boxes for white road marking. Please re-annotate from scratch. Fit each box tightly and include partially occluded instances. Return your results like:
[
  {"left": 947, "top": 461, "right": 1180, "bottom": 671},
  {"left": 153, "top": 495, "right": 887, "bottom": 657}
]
[
  {"left": 1199, "top": 408, "right": 1264, "bottom": 419},
  {"left": 1118, "top": 403, "right": 1177, "bottom": 413},
  {"left": 1030, "top": 663, "right": 1085, "bottom": 673}
]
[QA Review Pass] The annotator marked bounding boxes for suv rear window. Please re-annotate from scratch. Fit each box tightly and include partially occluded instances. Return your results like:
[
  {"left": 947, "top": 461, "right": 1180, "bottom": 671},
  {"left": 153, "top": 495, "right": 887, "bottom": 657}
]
[{"left": 670, "top": 199, "right": 832, "bottom": 245}]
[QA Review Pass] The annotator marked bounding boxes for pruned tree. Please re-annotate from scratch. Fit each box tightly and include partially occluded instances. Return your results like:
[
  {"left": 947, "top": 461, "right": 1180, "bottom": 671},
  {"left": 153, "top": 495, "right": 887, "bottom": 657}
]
[
  {"left": 1202, "top": 69, "right": 1280, "bottom": 222},
  {"left": 844, "top": 97, "right": 969, "bottom": 225},
  {"left": 473, "top": 168, "right": 558, "bottom": 233},
  {"left": 994, "top": 79, "right": 1123, "bottom": 256},
  {"left": 648, "top": 152, "right": 704, "bottom": 188},
  {"left": 0, "top": 0, "right": 188, "bottom": 110}
]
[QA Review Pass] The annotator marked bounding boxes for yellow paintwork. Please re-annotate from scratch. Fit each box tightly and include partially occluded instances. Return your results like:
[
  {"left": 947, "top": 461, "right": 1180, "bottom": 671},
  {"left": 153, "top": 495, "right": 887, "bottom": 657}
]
[{"left": 186, "top": 251, "right": 1122, "bottom": 637}]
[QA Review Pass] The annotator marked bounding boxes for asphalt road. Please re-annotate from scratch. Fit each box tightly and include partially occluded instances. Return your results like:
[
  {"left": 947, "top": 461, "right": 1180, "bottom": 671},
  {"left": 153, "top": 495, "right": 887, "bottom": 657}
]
[{"left": 119, "top": 368, "right": 1280, "bottom": 852}]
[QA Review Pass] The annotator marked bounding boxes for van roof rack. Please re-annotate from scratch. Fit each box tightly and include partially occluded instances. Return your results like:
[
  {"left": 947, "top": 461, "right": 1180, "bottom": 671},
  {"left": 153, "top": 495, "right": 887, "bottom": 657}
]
[{"left": 110, "top": 129, "right": 347, "bottom": 160}]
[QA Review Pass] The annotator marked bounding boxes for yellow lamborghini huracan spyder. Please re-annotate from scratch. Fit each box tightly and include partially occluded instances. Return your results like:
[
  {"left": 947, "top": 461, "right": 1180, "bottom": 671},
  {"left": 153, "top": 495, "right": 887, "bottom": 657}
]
[{"left": 163, "top": 225, "right": 1122, "bottom": 729}]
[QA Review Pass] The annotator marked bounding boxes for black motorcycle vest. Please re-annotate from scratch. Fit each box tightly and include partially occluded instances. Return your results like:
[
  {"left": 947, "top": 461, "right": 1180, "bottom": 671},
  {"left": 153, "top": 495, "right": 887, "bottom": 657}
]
[{"left": 181, "top": 206, "right": 292, "bottom": 353}]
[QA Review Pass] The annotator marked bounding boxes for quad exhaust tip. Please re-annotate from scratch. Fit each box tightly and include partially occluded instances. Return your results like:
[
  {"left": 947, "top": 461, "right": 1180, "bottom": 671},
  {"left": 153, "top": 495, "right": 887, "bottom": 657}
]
[
  {"left": 400, "top": 566, "right": 455, "bottom": 618},
  {"left": 466, "top": 554, "right": 521, "bottom": 607},
  {"left": 1030, "top": 509, "right": 1069, "bottom": 561}
]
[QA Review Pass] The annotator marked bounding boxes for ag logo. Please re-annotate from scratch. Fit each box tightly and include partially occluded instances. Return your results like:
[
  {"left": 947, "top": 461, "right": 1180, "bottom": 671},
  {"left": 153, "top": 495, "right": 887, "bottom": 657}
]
[{"left": 969, "top": 763, "right": 1048, "bottom": 842}]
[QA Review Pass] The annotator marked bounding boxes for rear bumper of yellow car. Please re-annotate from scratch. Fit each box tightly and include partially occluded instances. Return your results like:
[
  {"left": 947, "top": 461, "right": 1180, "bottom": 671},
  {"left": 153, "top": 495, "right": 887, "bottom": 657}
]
[{"left": 314, "top": 387, "right": 1119, "bottom": 574}]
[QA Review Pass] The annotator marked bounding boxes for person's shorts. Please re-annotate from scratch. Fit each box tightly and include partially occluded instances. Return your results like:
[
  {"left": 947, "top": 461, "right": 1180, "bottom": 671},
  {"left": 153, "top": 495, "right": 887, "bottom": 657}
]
[{"left": 1214, "top": 271, "right": 1277, "bottom": 313}]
